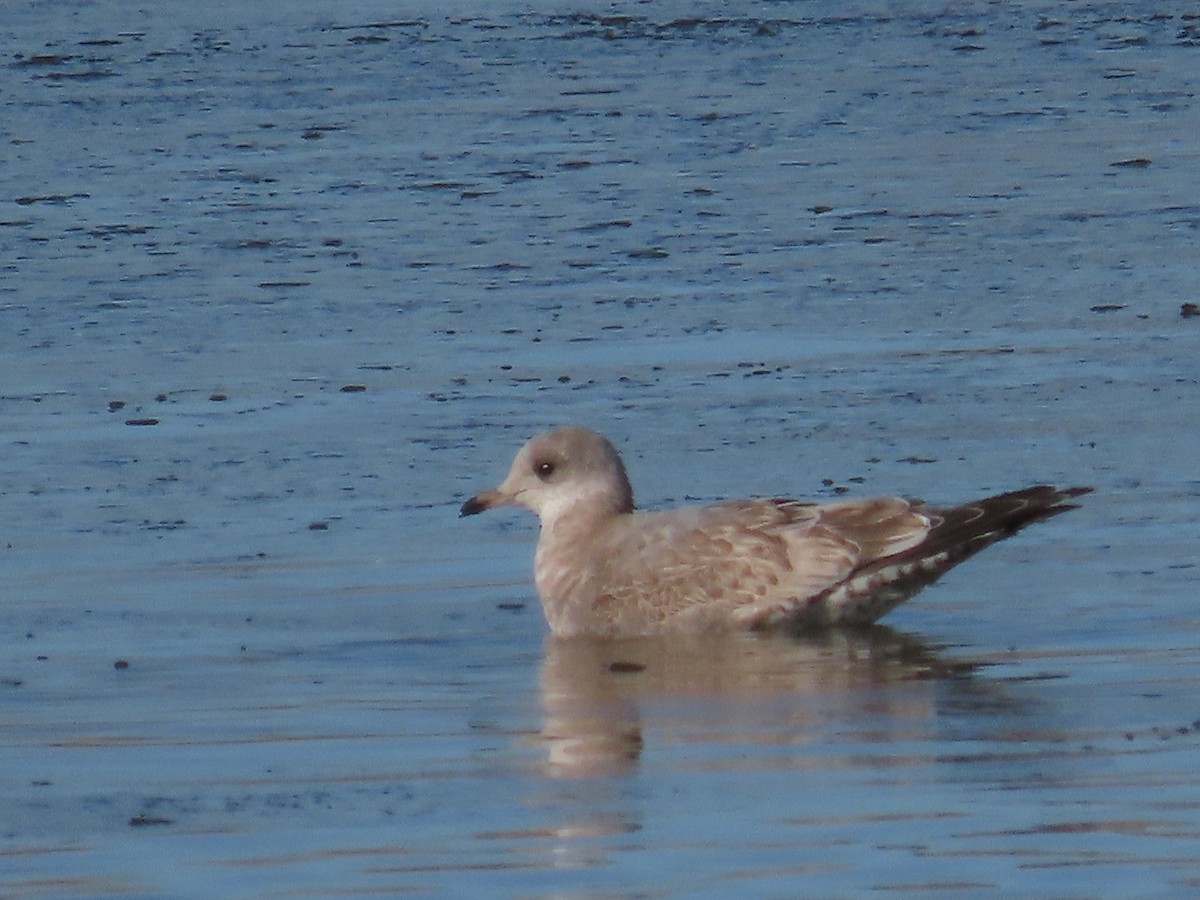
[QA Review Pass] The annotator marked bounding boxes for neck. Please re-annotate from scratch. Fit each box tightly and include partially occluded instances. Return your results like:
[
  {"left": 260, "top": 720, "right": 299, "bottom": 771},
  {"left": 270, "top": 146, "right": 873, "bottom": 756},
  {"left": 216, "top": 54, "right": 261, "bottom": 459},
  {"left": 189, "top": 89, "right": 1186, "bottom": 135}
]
[
  {"left": 534, "top": 498, "right": 626, "bottom": 634},
  {"left": 537, "top": 484, "right": 633, "bottom": 532}
]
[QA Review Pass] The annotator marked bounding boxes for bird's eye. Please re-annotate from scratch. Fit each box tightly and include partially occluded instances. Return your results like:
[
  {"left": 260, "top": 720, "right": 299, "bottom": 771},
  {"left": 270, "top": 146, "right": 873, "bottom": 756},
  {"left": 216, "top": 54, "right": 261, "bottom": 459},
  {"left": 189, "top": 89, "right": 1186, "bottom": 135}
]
[{"left": 535, "top": 461, "right": 556, "bottom": 480}]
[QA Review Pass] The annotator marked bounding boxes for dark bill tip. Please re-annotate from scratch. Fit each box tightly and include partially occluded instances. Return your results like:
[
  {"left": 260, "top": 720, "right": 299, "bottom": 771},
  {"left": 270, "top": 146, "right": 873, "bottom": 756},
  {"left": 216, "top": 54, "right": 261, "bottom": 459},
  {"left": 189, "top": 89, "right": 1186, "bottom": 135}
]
[{"left": 459, "top": 495, "right": 488, "bottom": 518}]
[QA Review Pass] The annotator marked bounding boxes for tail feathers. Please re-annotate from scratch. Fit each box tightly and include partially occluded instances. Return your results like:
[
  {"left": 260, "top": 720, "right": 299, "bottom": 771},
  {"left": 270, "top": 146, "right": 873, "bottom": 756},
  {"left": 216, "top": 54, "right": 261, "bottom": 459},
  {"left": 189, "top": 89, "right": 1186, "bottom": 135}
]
[
  {"left": 904, "top": 484, "right": 1091, "bottom": 567},
  {"left": 818, "top": 485, "right": 1091, "bottom": 626}
]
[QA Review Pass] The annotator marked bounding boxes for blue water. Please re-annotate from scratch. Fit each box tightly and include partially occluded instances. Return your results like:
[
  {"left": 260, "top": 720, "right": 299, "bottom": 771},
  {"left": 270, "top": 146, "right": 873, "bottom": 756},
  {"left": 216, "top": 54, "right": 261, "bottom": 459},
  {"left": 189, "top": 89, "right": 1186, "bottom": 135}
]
[{"left": 3, "top": 2, "right": 1200, "bottom": 896}]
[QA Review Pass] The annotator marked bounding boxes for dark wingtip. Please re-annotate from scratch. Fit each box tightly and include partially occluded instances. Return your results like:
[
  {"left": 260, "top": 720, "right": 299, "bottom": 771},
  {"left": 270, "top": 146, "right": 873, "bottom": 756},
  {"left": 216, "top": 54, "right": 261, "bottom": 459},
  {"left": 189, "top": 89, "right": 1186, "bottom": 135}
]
[
  {"left": 459, "top": 496, "right": 486, "bottom": 518},
  {"left": 1052, "top": 485, "right": 1094, "bottom": 511}
]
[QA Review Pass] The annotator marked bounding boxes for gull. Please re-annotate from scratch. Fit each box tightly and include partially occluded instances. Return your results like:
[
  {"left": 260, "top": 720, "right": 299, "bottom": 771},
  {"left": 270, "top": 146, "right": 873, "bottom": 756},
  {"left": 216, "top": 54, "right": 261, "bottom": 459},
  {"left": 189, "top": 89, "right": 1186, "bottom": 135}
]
[{"left": 460, "top": 426, "right": 1090, "bottom": 637}]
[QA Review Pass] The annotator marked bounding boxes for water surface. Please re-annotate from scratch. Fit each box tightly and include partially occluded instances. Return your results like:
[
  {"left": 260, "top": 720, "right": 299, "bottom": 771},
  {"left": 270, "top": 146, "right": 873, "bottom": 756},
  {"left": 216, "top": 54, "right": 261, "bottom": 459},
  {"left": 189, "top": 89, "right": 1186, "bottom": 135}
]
[{"left": 3, "top": 1, "right": 1200, "bottom": 896}]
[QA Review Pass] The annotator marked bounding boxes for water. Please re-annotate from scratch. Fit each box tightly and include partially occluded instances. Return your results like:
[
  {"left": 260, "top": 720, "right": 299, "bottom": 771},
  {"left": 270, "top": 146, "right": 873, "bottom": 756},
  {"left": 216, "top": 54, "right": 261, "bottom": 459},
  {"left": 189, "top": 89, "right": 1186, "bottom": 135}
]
[{"left": 3, "top": 1, "right": 1200, "bottom": 896}]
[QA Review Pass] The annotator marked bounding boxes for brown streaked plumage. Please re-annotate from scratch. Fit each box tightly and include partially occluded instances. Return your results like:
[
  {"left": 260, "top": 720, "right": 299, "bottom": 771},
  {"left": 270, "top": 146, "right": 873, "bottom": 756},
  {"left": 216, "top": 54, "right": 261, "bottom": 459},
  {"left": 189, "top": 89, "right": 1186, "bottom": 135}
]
[{"left": 459, "top": 426, "right": 1090, "bottom": 637}]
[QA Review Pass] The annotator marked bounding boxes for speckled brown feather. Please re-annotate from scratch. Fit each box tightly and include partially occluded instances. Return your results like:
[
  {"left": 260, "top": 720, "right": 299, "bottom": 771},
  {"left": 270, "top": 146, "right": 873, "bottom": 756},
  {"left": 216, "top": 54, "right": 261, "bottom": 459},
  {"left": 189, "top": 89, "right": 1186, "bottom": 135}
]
[{"left": 803, "top": 485, "right": 1093, "bottom": 628}]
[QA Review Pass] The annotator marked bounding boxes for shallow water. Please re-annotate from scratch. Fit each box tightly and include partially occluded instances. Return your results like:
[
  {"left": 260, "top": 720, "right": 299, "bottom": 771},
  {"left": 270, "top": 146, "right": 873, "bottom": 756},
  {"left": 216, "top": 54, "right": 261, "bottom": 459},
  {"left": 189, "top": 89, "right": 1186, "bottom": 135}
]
[{"left": 3, "top": 1, "right": 1200, "bottom": 897}]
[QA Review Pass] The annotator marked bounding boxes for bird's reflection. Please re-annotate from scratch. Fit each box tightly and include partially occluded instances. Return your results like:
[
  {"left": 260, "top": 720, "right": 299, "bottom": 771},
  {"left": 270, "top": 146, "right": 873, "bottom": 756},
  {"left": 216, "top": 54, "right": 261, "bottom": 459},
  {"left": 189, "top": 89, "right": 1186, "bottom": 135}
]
[{"left": 536, "top": 626, "right": 987, "bottom": 777}]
